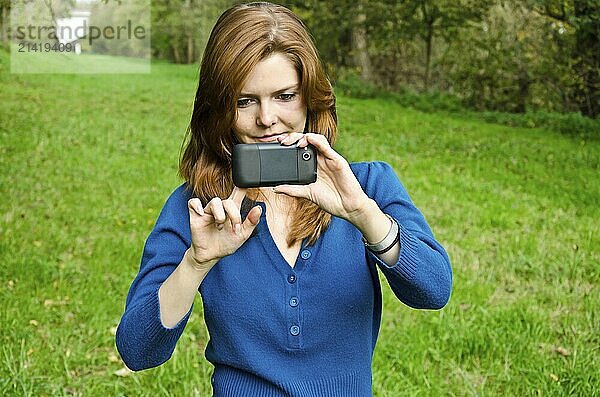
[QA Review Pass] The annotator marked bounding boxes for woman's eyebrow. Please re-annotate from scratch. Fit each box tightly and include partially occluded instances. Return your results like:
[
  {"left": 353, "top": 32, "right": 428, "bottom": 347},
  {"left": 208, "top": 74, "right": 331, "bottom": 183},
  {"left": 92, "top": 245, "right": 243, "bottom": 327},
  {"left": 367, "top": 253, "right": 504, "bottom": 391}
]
[{"left": 240, "top": 85, "right": 299, "bottom": 97}]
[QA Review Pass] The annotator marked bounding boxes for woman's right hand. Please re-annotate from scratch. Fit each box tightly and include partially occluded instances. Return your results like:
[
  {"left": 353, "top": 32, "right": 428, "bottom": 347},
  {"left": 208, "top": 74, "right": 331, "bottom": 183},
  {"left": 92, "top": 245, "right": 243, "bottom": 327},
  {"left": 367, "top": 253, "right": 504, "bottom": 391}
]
[{"left": 186, "top": 186, "right": 262, "bottom": 269}]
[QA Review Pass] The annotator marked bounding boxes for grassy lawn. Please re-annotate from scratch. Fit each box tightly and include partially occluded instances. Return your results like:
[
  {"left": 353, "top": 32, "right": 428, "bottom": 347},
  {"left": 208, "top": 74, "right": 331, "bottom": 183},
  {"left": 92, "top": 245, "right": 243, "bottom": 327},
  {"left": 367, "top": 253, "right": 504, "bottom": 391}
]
[{"left": 1, "top": 49, "right": 598, "bottom": 396}]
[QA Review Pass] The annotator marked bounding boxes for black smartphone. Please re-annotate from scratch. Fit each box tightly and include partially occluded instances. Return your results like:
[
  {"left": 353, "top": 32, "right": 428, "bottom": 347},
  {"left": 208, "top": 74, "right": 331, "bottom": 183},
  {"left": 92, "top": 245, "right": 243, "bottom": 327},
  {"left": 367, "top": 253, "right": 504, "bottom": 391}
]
[{"left": 232, "top": 142, "right": 317, "bottom": 188}]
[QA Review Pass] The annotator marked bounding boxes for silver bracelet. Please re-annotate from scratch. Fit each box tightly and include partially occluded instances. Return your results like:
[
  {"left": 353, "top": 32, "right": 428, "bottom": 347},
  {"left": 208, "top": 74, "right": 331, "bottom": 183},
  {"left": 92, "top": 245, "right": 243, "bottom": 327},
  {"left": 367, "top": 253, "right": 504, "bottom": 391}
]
[{"left": 362, "top": 214, "right": 399, "bottom": 254}]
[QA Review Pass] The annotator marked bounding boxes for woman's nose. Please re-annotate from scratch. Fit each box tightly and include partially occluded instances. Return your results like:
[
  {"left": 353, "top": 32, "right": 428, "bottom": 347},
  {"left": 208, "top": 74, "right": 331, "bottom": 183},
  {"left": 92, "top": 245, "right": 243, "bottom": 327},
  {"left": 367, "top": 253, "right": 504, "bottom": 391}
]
[{"left": 256, "top": 103, "right": 277, "bottom": 127}]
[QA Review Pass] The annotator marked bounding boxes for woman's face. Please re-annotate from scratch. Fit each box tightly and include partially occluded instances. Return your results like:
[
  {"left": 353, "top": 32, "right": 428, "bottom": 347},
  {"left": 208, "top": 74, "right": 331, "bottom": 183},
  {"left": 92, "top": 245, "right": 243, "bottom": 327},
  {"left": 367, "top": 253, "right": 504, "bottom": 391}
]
[{"left": 233, "top": 53, "right": 307, "bottom": 144}]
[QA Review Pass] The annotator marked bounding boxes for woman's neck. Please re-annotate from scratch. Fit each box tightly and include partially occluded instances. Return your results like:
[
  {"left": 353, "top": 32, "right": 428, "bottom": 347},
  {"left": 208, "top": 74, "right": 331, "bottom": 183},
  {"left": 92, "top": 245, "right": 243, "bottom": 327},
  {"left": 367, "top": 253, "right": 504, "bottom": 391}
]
[{"left": 256, "top": 188, "right": 297, "bottom": 213}]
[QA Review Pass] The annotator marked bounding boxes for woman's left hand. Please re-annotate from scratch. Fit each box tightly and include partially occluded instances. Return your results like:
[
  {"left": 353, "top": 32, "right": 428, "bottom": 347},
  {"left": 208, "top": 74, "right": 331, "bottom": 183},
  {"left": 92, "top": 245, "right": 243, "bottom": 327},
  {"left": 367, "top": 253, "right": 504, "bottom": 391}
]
[{"left": 274, "top": 132, "right": 372, "bottom": 223}]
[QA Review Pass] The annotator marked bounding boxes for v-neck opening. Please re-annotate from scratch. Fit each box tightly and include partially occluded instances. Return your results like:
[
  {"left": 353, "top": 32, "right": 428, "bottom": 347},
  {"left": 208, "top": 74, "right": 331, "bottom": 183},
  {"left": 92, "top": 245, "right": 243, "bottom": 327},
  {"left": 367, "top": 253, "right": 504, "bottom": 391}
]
[{"left": 255, "top": 201, "right": 309, "bottom": 272}]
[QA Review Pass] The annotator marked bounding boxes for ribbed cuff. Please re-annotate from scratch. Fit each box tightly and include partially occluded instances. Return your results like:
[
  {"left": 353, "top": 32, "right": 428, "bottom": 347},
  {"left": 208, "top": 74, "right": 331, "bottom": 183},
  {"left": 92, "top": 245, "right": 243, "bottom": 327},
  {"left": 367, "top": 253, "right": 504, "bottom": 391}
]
[
  {"left": 132, "top": 287, "right": 192, "bottom": 370},
  {"left": 116, "top": 286, "right": 194, "bottom": 371}
]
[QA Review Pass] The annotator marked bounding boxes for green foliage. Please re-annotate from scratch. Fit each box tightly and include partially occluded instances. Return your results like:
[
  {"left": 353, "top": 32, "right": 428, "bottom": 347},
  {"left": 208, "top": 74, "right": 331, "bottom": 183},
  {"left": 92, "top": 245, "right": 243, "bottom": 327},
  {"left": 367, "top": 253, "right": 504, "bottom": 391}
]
[
  {"left": 298, "top": 0, "right": 597, "bottom": 118},
  {"left": 151, "top": 0, "right": 233, "bottom": 63},
  {"left": 528, "top": 0, "right": 600, "bottom": 117},
  {"left": 88, "top": 0, "right": 149, "bottom": 58},
  {"left": 281, "top": 0, "right": 355, "bottom": 70}
]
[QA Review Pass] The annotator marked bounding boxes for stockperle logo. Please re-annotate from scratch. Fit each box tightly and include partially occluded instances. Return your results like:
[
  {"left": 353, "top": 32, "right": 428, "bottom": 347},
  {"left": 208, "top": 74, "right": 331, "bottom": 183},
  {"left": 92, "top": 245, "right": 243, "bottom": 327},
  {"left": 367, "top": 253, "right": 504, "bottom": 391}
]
[{"left": 9, "top": 0, "right": 151, "bottom": 74}]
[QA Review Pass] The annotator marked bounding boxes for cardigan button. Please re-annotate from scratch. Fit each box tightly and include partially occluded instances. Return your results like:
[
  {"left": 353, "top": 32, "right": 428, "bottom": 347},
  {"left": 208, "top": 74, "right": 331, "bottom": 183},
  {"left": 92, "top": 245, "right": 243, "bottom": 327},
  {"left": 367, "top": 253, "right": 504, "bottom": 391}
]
[
  {"left": 300, "top": 250, "right": 311, "bottom": 260},
  {"left": 290, "top": 325, "right": 300, "bottom": 336},
  {"left": 289, "top": 297, "right": 299, "bottom": 307},
  {"left": 287, "top": 274, "right": 296, "bottom": 284}
]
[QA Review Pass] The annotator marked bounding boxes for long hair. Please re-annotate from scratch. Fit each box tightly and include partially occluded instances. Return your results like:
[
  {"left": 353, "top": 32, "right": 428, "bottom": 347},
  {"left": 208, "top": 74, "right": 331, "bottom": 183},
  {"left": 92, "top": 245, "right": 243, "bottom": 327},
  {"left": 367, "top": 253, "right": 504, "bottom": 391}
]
[{"left": 179, "top": 2, "right": 337, "bottom": 247}]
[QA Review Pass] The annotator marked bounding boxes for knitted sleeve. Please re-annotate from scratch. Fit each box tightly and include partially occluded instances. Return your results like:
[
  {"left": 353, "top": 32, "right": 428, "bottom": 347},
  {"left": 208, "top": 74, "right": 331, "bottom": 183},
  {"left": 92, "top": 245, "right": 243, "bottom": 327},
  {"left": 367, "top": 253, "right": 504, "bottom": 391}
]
[
  {"left": 115, "top": 184, "right": 194, "bottom": 371},
  {"left": 353, "top": 161, "right": 453, "bottom": 309}
]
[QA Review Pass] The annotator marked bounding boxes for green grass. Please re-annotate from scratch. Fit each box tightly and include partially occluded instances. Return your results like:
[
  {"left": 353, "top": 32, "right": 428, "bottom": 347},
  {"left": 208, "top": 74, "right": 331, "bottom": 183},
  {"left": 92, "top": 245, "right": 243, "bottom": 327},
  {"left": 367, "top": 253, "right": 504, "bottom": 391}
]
[{"left": 1, "top": 49, "right": 598, "bottom": 396}]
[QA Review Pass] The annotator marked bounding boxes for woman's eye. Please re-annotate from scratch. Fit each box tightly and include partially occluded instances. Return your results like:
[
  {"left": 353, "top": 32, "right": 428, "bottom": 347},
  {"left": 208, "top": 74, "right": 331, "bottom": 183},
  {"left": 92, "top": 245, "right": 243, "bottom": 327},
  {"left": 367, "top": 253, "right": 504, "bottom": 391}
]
[
  {"left": 277, "top": 93, "right": 296, "bottom": 101},
  {"left": 237, "top": 98, "right": 253, "bottom": 108}
]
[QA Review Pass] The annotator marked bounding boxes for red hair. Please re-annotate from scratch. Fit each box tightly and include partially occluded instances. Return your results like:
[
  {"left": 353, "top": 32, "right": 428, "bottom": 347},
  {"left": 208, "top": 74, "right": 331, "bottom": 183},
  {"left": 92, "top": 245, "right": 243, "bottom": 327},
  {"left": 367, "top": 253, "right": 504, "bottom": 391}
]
[{"left": 179, "top": 2, "right": 337, "bottom": 247}]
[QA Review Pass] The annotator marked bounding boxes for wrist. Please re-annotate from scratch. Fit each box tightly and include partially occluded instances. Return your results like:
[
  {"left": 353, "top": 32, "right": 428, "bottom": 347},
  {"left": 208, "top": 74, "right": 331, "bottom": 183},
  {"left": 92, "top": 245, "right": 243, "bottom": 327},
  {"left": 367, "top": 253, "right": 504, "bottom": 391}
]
[
  {"left": 351, "top": 199, "right": 395, "bottom": 246},
  {"left": 184, "top": 248, "right": 218, "bottom": 274},
  {"left": 347, "top": 198, "right": 378, "bottom": 231}
]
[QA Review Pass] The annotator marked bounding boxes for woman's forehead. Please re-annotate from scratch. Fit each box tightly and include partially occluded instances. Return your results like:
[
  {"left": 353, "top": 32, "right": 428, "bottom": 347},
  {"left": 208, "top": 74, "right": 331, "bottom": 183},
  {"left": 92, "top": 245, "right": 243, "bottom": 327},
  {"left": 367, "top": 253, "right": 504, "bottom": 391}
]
[{"left": 240, "top": 53, "right": 300, "bottom": 95}]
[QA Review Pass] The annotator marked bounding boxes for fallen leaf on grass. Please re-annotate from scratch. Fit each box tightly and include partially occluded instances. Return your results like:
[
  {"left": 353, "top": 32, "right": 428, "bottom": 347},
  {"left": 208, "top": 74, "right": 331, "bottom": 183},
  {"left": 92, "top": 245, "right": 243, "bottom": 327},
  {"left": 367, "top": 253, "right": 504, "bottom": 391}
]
[
  {"left": 553, "top": 346, "right": 570, "bottom": 357},
  {"left": 114, "top": 366, "right": 132, "bottom": 377},
  {"left": 29, "top": 319, "right": 39, "bottom": 326},
  {"left": 549, "top": 373, "right": 559, "bottom": 382},
  {"left": 44, "top": 299, "right": 68, "bottom": 308}
]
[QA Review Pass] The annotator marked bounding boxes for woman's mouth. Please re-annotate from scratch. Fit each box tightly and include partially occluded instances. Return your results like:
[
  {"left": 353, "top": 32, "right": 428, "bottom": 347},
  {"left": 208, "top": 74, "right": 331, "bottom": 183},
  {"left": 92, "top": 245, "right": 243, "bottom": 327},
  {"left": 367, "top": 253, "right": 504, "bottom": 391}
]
[{"left": 257, "top": 133, "right": 286, "bottom": 142}]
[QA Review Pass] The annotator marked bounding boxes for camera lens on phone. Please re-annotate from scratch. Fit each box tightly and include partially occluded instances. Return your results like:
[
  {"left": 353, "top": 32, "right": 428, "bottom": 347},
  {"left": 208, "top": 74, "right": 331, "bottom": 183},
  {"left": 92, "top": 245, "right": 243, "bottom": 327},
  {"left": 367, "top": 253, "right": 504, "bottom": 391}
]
[{"left": 302, "top": 151, "right": 311, "bottom": 161}]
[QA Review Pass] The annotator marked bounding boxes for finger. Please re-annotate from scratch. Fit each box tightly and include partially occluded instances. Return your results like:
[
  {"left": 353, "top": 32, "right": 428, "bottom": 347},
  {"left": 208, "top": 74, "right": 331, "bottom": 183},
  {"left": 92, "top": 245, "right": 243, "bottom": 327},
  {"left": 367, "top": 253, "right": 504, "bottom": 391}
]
[
  {"left": 228, "top": 185, "right": 247, "bottom": 207},
  {"left": 277, "top": 132, "right": 305, "bottom": 146},
  {"left": 204, "top": 197, "right": 226, "bottom": 229},
  {"left": 273, "top": 184, "right": 311, "bottom": 199},
  {"left": 299, "top": 133, "right": 338, "bottom": 160},
  {"left": 187, "top": 198, "right": 204, "bottom": 216},
  {"left": 295, "top": 136, "right": 307, "bottom": 148},
  {"left": 222, "top": 198, "right": 242, "bottom": 233},
  {"left": 243, "top": 205, "right": 262, "bottom": 230}
]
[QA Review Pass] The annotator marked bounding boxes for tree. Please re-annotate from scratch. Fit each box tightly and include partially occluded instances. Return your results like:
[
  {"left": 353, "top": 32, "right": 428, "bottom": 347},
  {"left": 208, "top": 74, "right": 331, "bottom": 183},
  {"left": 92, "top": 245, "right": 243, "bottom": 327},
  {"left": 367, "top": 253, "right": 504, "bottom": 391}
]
[
  {"left": 152, "top": 0, "right": 232, "bottom": 64},
  {"left": 0, "top": 0, "right": 11, "bottom": 43},
  {"left": 530, "top": 0, "right": 599, "bottom": 117},
  {"left": 366, "top": 0, "right": 492, "bottom": 91}
]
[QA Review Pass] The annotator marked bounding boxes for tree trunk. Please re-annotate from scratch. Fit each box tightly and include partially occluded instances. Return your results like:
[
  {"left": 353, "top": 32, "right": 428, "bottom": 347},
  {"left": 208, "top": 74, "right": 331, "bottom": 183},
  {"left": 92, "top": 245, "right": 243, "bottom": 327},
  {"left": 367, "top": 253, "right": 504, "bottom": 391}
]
[
  {"left": 172, "top": 42, "right": 181, "bottom": 64},
  {"left": 187, "top": 35, "right": 193, "bottom": 64},
  {"left": 1, "top": 3, "right": 8, "bottom": 42},
  {"left": 572, "top": 0, "right": 599, "bottom": 117},
  {"left": 420, "top": 2, "right": 437, "bottom": 92},
  {"left": 516, "top": 67, "right": 529, "bottom": 113},
  {"left": 351, "top": 4, "right": 372, "bottom": 82},
  {"left": 424, "top": 21, "right": 434, "bottom": 92}
]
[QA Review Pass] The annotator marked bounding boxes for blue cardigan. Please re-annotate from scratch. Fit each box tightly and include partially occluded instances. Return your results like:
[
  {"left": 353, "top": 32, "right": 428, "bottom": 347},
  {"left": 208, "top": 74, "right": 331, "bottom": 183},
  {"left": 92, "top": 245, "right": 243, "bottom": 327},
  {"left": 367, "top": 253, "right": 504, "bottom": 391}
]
[{"left": 116, "top": 161, "right": 452, "bottom": 396}]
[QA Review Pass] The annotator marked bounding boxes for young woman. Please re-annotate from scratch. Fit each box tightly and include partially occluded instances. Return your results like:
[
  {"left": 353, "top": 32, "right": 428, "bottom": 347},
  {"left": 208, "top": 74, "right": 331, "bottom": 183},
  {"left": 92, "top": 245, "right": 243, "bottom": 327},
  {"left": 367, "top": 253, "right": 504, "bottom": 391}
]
[{"left": 116, "top": 2, "right": 452, "bottom": 396}]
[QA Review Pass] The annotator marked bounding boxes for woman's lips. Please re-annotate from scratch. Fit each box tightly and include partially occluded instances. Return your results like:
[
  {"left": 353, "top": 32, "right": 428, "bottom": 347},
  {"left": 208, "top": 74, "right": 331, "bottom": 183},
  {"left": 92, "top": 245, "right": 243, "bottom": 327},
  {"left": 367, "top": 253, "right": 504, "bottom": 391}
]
[{"left": 257, "top": 133, "right": 286, "bottom": 142}]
